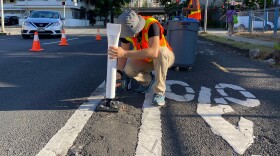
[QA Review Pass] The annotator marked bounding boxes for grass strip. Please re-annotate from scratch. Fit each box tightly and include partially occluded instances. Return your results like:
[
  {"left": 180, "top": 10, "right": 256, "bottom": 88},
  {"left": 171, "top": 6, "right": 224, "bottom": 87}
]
[
  {"left": 199, "top": 33, "right": 275, "bottom": 53},
  {"left": 199, "top": 33, "right": 280, "bottom": 66}
]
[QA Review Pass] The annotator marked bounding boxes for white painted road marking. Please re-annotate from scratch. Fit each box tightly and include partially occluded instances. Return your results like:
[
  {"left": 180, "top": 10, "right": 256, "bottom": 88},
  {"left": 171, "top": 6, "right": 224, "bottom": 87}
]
[
  {"left": 36, "top": 80, "right": 260, "bottom": 156},
  {"left": 165, "top": 80, "right": 195, "bottom": 102},
  {"left": 197, "top": 86, "right": 256, "bottom": 155},
  {"left": 216, "top": 83, "right": 260, "bottom": 107},
  {"left": 36, "top": 81, "right": 105, "bottom": 156},
  {"left": 135, "top": 90, "right": 162, "bottom": 156},
  {"left": 43, "top": 38, "right": 79, "bottom": 45},
  {"left": 163, "top": 80, "right": 260, "bottom": 155}
]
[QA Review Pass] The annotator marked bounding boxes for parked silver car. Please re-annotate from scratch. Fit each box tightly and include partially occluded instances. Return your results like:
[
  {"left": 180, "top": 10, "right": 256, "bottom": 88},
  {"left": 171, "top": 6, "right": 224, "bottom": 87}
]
[{"left": 21, "top": 10, "right": 64, "bottom": 39}]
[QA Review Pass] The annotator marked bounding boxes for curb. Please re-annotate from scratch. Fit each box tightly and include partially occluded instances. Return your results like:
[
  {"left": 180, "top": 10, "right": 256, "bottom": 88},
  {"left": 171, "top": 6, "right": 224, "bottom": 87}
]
[{"left": 0, "top": 32, "right": 7, "bottom": 36}]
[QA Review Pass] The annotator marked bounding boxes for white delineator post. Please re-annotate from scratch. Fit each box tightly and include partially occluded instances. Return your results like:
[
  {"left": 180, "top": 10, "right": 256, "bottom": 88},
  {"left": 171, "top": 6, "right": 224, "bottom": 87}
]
[
  {"left": 204, "top": 0, "right": 208, "bottom": 33},
  {"left": 1, "top": 0, "right": 5, "bottom": 33},
  {"left": 106, "top": 23, "right": 121, "bottom": 99}
]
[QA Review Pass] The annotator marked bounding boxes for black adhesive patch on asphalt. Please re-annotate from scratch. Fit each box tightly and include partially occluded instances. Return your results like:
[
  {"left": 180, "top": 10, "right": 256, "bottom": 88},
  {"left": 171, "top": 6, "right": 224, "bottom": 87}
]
[{"left": 68, "top": 84, "right": 144, "bottom": 156}]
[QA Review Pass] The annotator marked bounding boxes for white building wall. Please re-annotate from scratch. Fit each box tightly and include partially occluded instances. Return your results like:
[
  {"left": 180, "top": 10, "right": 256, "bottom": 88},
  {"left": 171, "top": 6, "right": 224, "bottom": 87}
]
[
  {"left": 2, "top": 0, "right": 94, "bottom": 26},
  {"left": 16, "top": 0, "right": 77, "bottom": 6}
]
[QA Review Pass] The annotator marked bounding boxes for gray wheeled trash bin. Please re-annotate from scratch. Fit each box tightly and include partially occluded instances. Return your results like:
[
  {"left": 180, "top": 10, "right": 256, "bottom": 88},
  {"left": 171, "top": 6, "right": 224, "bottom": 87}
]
[{"left": 166, "top": 18, "right": 200, "bottom": 71}]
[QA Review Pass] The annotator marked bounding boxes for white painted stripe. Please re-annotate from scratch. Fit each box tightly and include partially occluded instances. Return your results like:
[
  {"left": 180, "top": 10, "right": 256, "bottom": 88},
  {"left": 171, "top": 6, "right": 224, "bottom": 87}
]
[
  {"left": 36, "top": 81, "right": 106, "bottom": 156},
  {"left": 135, "top": 90, "right": 162, "bottom": 156},
  {"left": 43, "top": 38, "right": 79, "bottom": 45}
]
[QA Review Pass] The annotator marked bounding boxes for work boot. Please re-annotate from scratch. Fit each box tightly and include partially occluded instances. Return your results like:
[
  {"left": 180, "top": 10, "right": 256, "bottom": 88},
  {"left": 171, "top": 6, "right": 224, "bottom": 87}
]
[{"left": 137, "top": 73, "right": 155, "bottom": 94}]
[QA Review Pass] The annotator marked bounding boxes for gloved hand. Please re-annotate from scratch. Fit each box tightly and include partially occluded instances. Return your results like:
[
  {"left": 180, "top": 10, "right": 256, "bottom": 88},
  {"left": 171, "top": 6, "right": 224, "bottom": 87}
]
[{"left": 116, "top": 70, "right": 131, "bottom": 91}]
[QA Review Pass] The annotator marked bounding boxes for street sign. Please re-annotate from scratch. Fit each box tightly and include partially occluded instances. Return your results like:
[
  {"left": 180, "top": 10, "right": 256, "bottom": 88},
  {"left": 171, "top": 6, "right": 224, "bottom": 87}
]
[{"left": 62, "top": 2, "right": 65, "bottom": 5}]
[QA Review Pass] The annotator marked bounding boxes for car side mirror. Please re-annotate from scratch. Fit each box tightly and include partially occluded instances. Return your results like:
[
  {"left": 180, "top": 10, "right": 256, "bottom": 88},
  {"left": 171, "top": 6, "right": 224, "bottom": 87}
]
[{"left": 61, "top": 18, "right": 65, "bottom": 20}]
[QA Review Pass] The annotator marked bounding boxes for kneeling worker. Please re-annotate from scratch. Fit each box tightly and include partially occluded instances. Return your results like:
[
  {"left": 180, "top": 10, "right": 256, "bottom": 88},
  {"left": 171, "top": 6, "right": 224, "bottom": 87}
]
[{"left": 108, "top": 10, "right": 175, "bottom": 106}]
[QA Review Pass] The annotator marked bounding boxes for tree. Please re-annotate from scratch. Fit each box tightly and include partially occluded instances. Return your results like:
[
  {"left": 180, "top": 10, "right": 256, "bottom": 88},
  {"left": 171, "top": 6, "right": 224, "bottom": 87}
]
[
  {"left": 80, "top": 6, "right": 87, "bottom": 19},
  {"left": 90, "top": 0, "right": 130, "bottom": 26},
  {"left": 243, "top": 0, "right": 274, "bottom": 9},
  {"left": 162, "top": 1, "right": 188, "bottom": 17},
  {"left": 143, "top": 0, "right": 148, "bottom": 7}
]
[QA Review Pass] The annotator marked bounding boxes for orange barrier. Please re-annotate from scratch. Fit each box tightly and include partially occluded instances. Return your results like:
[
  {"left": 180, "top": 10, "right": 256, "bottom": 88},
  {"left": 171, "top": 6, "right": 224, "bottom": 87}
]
[
  {"left": 30, "top": 31, "right": 44, "bottom": 52},
  {"left": 96, "top": 29, "right": 102, "bottom": 41},
  {"left": 59, "top": 29, "right": 69, "bottom": 46}
]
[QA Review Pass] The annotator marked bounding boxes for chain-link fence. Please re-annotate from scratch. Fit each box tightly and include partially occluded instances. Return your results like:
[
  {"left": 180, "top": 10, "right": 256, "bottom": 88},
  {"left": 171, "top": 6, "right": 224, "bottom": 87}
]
[{"left": 235, "top": 7, "right": 279, "bottom": 34}]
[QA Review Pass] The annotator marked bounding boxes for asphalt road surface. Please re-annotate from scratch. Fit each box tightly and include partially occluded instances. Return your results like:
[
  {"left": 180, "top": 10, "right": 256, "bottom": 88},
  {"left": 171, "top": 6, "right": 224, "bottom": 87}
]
[{"left": 0, "top": 32, "right": 279, "bottom": 156}]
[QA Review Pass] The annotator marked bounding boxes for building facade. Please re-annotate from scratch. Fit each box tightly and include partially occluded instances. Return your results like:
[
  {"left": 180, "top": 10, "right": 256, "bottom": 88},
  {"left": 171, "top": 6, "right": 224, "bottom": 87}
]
[
  {"left": 1, "top": 0, "right": 95, "bottom": 26},
  {"left": 129, "top": 0, "right": 161, "bottom": 7}
]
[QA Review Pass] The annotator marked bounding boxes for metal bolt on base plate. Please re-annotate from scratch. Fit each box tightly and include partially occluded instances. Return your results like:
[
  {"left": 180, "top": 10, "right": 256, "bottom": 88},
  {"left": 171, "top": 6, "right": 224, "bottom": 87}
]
[{"left": 95, "top": 98, "right": 121, "bottom": 113}]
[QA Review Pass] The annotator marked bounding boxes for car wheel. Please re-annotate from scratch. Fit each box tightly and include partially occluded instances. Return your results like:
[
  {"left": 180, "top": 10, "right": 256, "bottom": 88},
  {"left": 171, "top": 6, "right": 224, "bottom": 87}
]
[
  {"left": 238, "top": 25, "right": 246, "bottom": 31},
  {"left": 265, "top": 25, "right": 272, "bottom": 30},
  {"left": 22, "top": 34, "right": 31, "bottom": 39}
]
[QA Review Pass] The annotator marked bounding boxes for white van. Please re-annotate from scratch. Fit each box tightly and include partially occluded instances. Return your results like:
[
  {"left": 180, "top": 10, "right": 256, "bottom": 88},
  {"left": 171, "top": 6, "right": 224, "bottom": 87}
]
[{"left": 234, "top": 16, "right": 274, "bottom": 31}]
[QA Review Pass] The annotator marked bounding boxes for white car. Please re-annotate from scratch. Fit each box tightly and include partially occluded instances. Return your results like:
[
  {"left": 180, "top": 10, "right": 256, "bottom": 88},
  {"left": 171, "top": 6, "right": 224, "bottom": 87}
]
[
  {"left": 235, "top": 16, "right": 274, "bottom": 31},
  {"left": 21, "top": 10, "right": 64, "bottom": 39}
]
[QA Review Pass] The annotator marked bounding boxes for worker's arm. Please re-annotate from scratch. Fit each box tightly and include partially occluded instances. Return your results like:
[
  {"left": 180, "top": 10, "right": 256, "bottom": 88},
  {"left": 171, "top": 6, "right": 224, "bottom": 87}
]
[
  {"left": 191, "top": 0, "right": 199, "bottom": 11},
  {"left": 219, "top": 14, "right": 226, "bottom": 20}
]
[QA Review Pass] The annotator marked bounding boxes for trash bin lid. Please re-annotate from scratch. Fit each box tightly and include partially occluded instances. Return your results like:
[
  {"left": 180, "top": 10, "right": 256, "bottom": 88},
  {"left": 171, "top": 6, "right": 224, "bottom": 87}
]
[
  {"left": 181, "top": 18, "right": 199, "bottom": 23},
  {"left": 167, "top": 20, "right": 200, "bottom": 31}
]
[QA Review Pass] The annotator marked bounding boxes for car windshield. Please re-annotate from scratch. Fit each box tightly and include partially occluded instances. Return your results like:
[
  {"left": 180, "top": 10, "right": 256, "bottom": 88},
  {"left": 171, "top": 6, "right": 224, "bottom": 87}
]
[
  {"left": 30, "top": 11, "right": 59, "bottom": 19},
  {"left": 5, "top": 16, "right": 10, "bottom": 19}
]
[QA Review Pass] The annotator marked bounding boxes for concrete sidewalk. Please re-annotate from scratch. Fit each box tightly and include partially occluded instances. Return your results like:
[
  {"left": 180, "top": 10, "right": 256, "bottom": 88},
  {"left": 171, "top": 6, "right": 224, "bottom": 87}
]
[{"left": 205, "top": 28, "right": 276, "bottom": 47}]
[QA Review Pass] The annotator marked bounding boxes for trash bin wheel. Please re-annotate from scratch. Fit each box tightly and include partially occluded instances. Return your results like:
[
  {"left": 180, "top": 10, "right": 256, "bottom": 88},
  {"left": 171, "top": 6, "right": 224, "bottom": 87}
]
[
  {"left": 175, "top": 67, "right": 180, "bottom": 72},
  {"left": 187, "top": 66, "right": 193, "bottom": 71}
]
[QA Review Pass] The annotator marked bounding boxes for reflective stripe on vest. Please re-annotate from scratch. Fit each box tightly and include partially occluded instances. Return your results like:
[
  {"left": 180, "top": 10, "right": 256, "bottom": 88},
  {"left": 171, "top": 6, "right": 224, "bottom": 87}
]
[
  {"left": 188, "top": 0, "right": 202, "bottom": 20},
  {"left": 125, "top": 17, "right": 173, "bottom": 63}
]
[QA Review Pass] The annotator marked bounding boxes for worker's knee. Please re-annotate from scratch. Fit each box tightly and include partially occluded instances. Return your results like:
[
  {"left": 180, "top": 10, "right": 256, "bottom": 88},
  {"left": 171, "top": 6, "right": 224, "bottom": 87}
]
[
  {"left": 124, "top": 64, "right": 136, "bottom": 78},
  {"left": 155, "top": 47, "right": 169, "bottom": 61}
]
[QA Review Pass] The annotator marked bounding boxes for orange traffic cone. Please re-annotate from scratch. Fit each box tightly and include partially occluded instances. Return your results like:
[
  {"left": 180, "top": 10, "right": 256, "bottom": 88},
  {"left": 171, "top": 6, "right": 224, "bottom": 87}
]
[
  {"left": 96, "top": 29, "right": 101, "bottom": 41},
  {"left": 30, "top": 31, "right": 44, "bottom": 52},
  {"left": 59, "top": 29, "right": 69, "bottom": 46}
]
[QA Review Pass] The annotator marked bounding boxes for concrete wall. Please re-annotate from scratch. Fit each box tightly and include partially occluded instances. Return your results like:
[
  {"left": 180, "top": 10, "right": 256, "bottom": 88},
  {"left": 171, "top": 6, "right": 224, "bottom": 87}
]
[{"left": 64, "top": 19, "right": 90, "bottom": 27}]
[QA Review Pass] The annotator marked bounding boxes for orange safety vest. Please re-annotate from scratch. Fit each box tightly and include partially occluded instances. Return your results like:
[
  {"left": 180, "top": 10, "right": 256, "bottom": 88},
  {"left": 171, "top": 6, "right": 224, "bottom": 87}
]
[
  {"left": 125, "top": 16, "right": 172, "bottom": 63},
  {"left": 187, "top": 0, "right": 201, "bottom": 21}
]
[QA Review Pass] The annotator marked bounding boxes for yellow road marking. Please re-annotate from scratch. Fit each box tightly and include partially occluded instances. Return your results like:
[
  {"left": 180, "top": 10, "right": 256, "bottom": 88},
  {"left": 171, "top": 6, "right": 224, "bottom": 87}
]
[{"left": 212, "top": 62, "right": 230, "bottom": 73}]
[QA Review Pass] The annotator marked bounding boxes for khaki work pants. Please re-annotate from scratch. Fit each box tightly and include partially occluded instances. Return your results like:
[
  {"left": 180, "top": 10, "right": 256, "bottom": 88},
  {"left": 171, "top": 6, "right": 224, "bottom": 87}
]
[{"left": 124, "top": 47, "right": 175, "bottom": 95}]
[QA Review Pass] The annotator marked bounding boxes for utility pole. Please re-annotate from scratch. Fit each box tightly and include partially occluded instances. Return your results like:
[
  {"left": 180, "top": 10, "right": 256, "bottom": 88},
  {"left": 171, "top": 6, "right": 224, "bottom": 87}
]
[
  {"left": 1, "top": 0, "right": 5, "bottom": 33},
  {"left": 263, "top": 0, "right": 267, "bottom": 31},
  {"left": 204, "top": 0, "right": 208, "bottom": 32}
]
